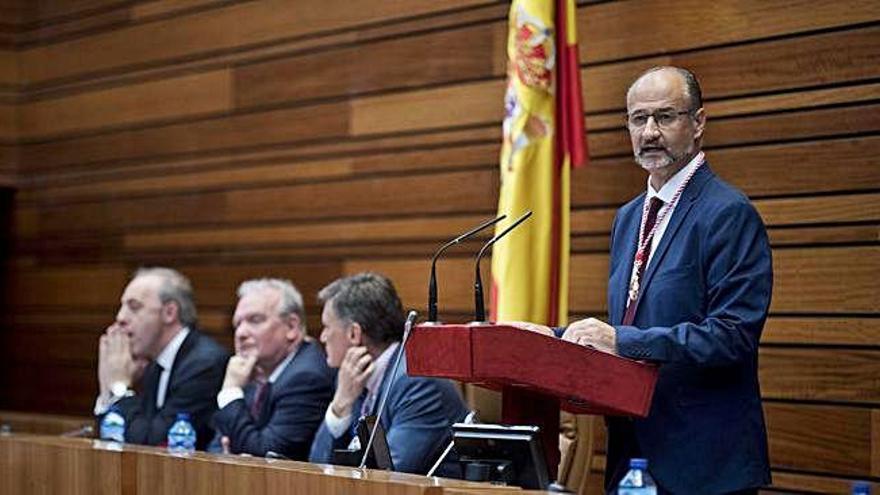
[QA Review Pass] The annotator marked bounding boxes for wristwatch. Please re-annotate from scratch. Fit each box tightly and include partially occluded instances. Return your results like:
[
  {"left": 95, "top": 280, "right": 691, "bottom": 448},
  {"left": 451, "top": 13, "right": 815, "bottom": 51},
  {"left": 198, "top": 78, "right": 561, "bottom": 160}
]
[{"left": 110, "top": 381, "right": 134, "bottom": 399}]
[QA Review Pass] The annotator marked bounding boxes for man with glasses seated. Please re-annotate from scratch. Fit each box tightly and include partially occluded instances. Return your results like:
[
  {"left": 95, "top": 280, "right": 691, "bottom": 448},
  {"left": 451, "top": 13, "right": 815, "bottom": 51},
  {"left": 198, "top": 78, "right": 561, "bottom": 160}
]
[{"left": 510, "top": 67, "right": 772, "bottom": 494}]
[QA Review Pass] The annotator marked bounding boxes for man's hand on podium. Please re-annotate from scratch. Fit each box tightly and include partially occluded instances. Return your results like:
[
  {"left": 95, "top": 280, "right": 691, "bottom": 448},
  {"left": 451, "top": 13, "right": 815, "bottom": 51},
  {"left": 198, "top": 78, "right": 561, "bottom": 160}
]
[
  {"left": 561, "top": 318, "right": 617, "bottom": 355},
  {"left": 503, "top": 321, "right": 555, "bottom": 337}
]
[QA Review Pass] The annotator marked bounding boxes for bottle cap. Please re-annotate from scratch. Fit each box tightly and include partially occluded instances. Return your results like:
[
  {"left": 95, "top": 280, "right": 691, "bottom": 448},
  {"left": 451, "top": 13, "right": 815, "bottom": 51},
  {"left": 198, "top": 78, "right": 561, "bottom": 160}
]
[
  {"left": 175, "top": 412, "right": 191, "bottom": 421},
  {"left": 629, "top": 458, "right": 648, "bottom": 470},
  {"left": 852, "top": 481, "right": 871, "bottom": 495}
]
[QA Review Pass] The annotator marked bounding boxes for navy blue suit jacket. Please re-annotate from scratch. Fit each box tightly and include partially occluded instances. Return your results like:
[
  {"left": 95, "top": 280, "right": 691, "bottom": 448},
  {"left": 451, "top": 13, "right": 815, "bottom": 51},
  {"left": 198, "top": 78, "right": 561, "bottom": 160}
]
[
  {"left": 308, "top": 347, "right": 468, "bottom": 476},
  {"left": 208, "top": 340, "right": 335, "bottom": 460},
  {"left": 102, "top": 329, "right": 229, "bottom": 450},
  {"left": 606, "top": 164, "right": 772, "bottom": 494}
]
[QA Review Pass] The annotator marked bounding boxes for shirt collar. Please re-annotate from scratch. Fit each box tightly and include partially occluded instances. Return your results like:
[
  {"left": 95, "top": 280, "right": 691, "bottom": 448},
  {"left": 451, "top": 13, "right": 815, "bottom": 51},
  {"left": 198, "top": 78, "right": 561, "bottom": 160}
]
[
  {"left": 155, "top": 327, "right": 190, "bottom": 371},
  {"left": 366, "top": 342, "right": 400, "bottom": 397},
  {"left": 267, "top": 345, "right": 298, "bottom": 384},
  {"left": 647, "top": 151, "right": 705, "bottom": 203}
]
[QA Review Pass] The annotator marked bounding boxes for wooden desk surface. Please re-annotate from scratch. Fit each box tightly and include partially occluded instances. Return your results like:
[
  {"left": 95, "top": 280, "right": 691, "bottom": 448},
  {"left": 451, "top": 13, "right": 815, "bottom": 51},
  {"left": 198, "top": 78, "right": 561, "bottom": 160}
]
[{"left": 0, "top": 433, "right": 546, "bottom": 495}]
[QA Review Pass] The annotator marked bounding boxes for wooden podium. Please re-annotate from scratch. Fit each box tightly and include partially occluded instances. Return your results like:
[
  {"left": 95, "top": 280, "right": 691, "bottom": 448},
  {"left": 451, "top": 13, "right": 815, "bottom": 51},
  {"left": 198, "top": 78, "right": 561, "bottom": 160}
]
[{"left": 406, "top": 324, "right": 659, "bottom": 478}]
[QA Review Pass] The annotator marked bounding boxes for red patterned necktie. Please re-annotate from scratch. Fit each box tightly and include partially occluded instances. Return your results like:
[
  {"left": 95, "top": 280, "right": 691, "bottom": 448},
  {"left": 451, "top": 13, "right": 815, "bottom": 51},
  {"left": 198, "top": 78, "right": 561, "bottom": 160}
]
[
  {"left": 622, "top": 197, "right": 665, "bottom": 326},
  {"left": 249, "top": 379, "right": 269, "bottom": 420}
]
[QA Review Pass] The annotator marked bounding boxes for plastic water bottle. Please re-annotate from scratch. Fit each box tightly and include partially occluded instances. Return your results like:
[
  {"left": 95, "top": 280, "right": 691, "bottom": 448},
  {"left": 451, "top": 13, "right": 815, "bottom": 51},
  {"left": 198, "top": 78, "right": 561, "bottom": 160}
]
[
  {"left": 852, "top": 481, "right": 871, "bottom": 495},
  {"left": 618, "top": 458, "right": 657, "bottom": 495},
  {"left": 99, "top": 407, "right": 126, "bottom": 443},
  {"left": 167, "top": 412, "right": 197, "bottom": 453}
]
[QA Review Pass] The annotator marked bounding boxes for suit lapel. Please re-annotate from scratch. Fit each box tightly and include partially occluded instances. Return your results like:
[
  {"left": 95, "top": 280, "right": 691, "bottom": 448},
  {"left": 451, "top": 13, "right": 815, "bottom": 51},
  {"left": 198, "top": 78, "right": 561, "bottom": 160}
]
[
  {"left": 163, "top": 330, "right": 197, "bottom": 404},
  {"left": 611, "top": 197, "right": 643, "bottom": 325},
  {"left": 638, "top": 165, "right": 714, "bottom": 300}
]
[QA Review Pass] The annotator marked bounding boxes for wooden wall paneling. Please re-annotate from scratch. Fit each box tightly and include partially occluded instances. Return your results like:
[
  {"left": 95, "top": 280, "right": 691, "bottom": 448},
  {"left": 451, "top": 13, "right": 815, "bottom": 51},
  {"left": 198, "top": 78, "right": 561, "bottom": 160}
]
[
  {"left": 0, "top": 326, "right": 100, "bottom": 368},
  {"left": 1, "top": 0, "right": 878, "bottom": 490},
  {"left": 234, "top": 21, "right": 501, "bottom": 109},
  {"left": 0, "top": 101, "right": 16, "bottom": 141},
  {"left": 768, "top": 225, "right": 880, "bottom": 247},
  {"left": 327, "top": 246, "right": 880, "bottom": 316},
  {"left": 123, "top": 214, "right": 495, "bottom": 252},
  {"left": 17, "top": 168, "right": 497, "bottom": 236},
  {"left": 755, "top": 193, "right": 880, "bottom": 226},
  {"left": 350, "top": 79, "right": 505, "bottom": 136},
  {"left": 762, "top": 317, "right": 880, "bottom": 346},
  {"left": 26, "top": 192, "right": 874, "bottom": 264},
  {"left": 224, "top": 168, "right": 498, "bottom": 224},
  {"left": 17, "top": 128, "right": 500, "bottom": 203},
  {"left": 23, "top": 131, "right": 872, "bottom": 233},
  {"left": 873, "top": 409, "right": 879, "bottom": 476},
  {"left": 4, "top": 264, "right": 127, "bottom": 309},
  {"left": 19, "top": 100, "right": 351, "bottom": 172},
  {"left": 18, "top": 139, "right": 500, "bottom": 205},
  {"left": 759, "top": 348, "right": 880, "bottom": 403},
  {"left": 0, "top": 48, "right": 17, "bottom": 86},
  {"left": 772, "top": 246, "right": 879, "bottom": 313},
  {"left": 768, "top": 472, "right": 878, "bottom": 494},
  {"left": 572, "top": 96, "right": 880, "bottom": 160},
  {"left": 764, "top": 402, "right": 874, "bottom": 476},
  {"left": 584, "top": 80, "right": 880, "bottom": 137},
  {"left": 0, "top": 364, "right": 96, "bottom": 413},
  {"left": 19, "top": 143, "right": 499, "bottom": 204},
  {"left": 579, "top": 0, "right": 880, "bottom": 64},
  {"left": 0, "top": 410, "right": 92, "bottom": 435},
  {"left": 670, "top": 137, "right": 880, "bottom": 199},
  {"left": 17, "top": 0, "right": 494, "bottom": 84},
  {"left": 571, "top": 132, "right": 880, "bottom": 210},
  {"left": 12, "top": 6, "right": 132, "bottom": 48},
  {"left": 19, "top": 70, "right": 233, "bottom": 139},
  {"left": 581, "top": 25, "right": 880, "bottom": 115},
  {"left": 130, "top": 1, "right": 265, "bottom": 21}
]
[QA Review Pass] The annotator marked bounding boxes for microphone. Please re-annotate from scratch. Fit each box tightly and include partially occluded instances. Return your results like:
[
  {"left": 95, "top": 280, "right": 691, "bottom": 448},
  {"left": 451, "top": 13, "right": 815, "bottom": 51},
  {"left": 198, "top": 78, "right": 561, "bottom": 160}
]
[
  {"left": 428, "top": 216, "right": 506, "bottom": 322},
  {"left": 358, "top": 310, "right": 418, "bottom": 469},
  {"left": 473, "top": 210, "right": 533, "bottom": 323}
]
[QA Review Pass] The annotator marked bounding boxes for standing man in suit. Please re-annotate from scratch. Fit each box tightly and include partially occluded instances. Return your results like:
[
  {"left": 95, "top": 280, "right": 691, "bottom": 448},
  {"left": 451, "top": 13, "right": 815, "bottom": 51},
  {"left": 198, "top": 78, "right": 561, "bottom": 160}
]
[
  {"left": 308, "top": 272, "right": 468, "bottom": 475},
  {"left": 95, "top": 267, "right": 229, "bottom": 449},
  {"left": 209, "top": 278, "right": 335, "bottom": 459},
  {"left": 512, "top": 67, "right": 772, "bottom": 494}
]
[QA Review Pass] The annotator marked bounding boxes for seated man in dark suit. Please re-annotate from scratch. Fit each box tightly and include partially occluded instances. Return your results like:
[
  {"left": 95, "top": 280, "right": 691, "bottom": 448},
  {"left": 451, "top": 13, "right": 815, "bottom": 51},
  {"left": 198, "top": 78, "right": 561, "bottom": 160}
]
[
  {"left": 95, "top": 267, "right": 229, "bottom": 449},
  {"left": 308, "top": 272, "right": 468, "bottom": 475},
  {"left": 209, "top": 278, "right": 335, "bottom": 459}
]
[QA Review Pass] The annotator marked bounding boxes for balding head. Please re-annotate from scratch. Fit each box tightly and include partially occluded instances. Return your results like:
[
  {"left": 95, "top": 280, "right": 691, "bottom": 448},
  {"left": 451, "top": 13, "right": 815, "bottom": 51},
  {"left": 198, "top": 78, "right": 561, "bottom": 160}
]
[
  {"left": 625, "top": 66, "right": 706, "bottom": 190},
  {"left": 627, "top": 66, "right": 702, "bottom": 111}
]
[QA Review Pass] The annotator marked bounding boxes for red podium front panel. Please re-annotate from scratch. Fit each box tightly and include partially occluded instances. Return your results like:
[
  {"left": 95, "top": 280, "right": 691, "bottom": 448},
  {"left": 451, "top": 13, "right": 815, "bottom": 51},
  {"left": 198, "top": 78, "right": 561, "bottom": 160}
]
[
  {"left": 407, "top": 323, "right": 658, "bottom": 417},
  {"left": 406, "top": 323, "right": 659, "bottom": 479}
]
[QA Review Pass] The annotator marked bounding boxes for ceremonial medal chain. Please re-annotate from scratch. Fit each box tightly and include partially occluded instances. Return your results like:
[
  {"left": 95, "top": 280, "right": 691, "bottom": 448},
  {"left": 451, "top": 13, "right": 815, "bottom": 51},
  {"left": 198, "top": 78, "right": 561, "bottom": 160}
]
[{"left": 627, "top": 156, "right": 705, "bottom": 305}]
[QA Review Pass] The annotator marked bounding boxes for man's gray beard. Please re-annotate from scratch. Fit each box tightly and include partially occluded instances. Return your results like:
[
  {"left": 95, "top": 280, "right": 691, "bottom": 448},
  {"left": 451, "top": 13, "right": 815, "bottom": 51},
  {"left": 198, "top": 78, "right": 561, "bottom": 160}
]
[{"left": 634, "top": 150, "right": 674, "bottom": 172}]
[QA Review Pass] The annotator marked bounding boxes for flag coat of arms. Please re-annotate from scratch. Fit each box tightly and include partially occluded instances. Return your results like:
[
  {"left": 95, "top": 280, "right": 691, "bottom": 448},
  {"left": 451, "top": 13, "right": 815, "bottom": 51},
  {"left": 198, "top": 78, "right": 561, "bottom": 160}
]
[{"left": 491, "top": 0, "right": 586, "bottom": 327}]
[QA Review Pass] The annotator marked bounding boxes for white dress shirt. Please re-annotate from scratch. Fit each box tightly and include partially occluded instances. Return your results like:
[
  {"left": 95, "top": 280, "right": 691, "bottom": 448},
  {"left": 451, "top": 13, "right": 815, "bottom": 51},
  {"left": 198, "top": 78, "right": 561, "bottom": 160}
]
[
  {"left": 643, "top": 151, "right": 705, "bottom": 269},
  {"left": 153, "top": 327, "right": 190, "bottom": 409}
]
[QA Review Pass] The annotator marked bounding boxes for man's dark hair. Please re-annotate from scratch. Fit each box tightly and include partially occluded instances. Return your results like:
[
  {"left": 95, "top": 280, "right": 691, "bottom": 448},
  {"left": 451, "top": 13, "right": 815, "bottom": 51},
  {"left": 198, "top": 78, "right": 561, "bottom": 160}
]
[
  {"left": 628, "top": 66, "right": 703, "bottom": 110},
  {"left": 318, "top": 272, "right": 405, "bottom": 346},
  {"left": 134, "top": 267, "right": 198, "bottom": 328}
]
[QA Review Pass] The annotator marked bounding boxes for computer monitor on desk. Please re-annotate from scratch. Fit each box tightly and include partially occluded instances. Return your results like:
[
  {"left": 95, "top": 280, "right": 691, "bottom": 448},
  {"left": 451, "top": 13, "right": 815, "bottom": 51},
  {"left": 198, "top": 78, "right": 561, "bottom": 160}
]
[{"left": 451, "top": 423, "right": 550, "bottom": 490}]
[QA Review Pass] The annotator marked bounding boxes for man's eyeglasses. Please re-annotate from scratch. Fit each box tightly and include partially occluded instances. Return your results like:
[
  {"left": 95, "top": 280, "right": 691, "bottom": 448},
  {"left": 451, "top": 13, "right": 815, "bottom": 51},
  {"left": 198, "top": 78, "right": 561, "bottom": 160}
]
[{"left": 625, "top": 109, "right": 694, "bottom": 130}]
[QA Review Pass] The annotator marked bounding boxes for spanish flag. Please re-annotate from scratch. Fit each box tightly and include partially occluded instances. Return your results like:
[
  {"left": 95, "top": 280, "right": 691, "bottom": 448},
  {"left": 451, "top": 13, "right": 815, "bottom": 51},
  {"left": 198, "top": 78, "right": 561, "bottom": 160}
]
[{"left": 490, "top": 0, "right": 586, "bottom": 327}]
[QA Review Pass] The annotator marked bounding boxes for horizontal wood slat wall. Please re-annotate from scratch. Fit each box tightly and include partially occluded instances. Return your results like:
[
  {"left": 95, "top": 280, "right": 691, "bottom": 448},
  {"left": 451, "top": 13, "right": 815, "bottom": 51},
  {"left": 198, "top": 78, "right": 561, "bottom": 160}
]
[{"left": 1, "top": 0, "right": 878, "bottom": 493}]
